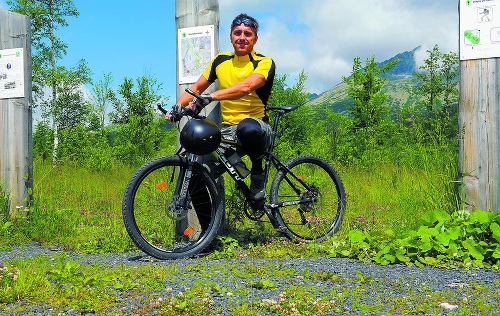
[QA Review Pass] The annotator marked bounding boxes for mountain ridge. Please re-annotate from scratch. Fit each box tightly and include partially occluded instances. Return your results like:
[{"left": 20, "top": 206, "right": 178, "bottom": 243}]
[{"left": 306, "top": 47, "right": 423, "bottom": 112}]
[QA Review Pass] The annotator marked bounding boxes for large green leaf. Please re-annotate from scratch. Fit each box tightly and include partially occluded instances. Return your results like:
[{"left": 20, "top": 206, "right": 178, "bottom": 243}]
[
  {"left": 463, "top": 239, "right": 485, "bottom": 260},
  {"left": 470, "top": 210, "right": 493, "bottom": 224},
  {"left": 490, "top": 222, "right": 500, "bottom": 243},
  {"left": 418, "top": 209, "right": 451, "bottom": 227},
  {"left": 348, "top": 230, "right": 366, "bottom": 244}
]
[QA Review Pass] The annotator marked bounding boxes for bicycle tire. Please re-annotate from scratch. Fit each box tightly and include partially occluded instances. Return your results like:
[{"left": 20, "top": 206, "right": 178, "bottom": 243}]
[
  {"left": 270, "top": 155, "right": 346, "bottom": 242},
  {"left": 122, "top": 155, "right": 223, "bottom": 259}
]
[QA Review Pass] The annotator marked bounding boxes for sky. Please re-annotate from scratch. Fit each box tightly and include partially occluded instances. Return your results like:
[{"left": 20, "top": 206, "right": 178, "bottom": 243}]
[{"left": 0, "top": 0, "right": 459, "bottom": 107}]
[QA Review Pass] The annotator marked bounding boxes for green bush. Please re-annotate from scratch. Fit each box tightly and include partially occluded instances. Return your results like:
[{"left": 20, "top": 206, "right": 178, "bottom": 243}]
[{"left": 33, "top": 121, "right": 55, "bottom": 160}]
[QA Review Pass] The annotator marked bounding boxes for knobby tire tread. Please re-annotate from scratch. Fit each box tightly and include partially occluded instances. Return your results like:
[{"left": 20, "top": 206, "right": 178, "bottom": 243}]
[
  {"left": 270, "top": 154, "right": 346, "bottom": 242},
  {"left": 122, "top": 155, "right": 222, "bottom": 259}
]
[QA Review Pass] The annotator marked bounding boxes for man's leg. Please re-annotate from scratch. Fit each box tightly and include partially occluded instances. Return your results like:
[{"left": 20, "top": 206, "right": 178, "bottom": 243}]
[{"left": 236, "top": 118, "right": 271, "bottom": 200}]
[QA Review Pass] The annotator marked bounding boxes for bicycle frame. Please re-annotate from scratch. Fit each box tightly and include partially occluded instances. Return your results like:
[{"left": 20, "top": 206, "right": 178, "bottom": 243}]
[{"left": 172, "top": 107, "right": 319, "bottom": 229}]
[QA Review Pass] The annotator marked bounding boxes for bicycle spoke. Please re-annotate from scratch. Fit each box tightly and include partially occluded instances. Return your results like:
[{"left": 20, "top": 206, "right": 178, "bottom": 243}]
[
  {"left": 123, "top": 156, "right": 222, "bottom": 259},
  {"left": 270, "top": 155, "right": 346, "bottom": 241}
]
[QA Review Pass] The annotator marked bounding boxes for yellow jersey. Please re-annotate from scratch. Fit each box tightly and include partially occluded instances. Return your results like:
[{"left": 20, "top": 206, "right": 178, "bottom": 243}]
[{"left": 202, "top": 50, "right": 275, "bottom": 125}]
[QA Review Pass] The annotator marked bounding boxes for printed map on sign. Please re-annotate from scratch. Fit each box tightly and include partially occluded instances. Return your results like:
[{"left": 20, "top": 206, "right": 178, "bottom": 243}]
[
  {"left": 0, "top": 48, "right": 25, "bottom": 99},
  {"left": 178, "top": 25, "right": 215, "bottom": 84}
]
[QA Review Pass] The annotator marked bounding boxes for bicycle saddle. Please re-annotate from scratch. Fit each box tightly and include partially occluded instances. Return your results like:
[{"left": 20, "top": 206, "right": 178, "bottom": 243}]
[{"left": 267, "top": 105, "right": 299, "bottom": 113}]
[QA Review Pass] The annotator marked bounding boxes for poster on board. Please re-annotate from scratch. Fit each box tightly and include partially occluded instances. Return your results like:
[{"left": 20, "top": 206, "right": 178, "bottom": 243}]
[
  {"left": 460, "top": 0, "right": 500, "bottom": 60},
  {"left": 0, "top": 48, "right": 25, "bottom": 99},
  {"left": 178, "top": 25, "right": 215, "bottom": 84}
]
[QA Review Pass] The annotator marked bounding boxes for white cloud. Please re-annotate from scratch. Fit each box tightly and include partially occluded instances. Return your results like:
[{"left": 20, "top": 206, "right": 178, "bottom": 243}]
[
  {"left": 255, "top": 17, "right": 308, "bottom": 71},
  {"left": 219, "top": 0, "right": 458, "bottom": 93}
]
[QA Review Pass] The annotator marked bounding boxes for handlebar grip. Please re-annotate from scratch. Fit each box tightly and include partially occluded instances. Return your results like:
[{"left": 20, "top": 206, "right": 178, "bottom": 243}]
[
  {"left": 185, "top": 88, "right": 203, "bottom": 100},
  {"left": 157, "top": 103, "right": 168, "bottom": 114}
]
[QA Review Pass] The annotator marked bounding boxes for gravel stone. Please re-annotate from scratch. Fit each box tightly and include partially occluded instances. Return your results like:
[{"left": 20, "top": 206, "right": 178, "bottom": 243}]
[{"left": 0, "top": 244, "right": 499, "bottom": 315}]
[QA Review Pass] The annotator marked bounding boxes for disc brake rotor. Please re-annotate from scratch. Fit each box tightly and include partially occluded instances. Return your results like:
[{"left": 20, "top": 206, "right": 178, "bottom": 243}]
[
  {"left": 165, "top": 195, "right": 192, "bottom": 220},
  {"left": 299, "top": 187, "right": 320, "bottom": 213}
]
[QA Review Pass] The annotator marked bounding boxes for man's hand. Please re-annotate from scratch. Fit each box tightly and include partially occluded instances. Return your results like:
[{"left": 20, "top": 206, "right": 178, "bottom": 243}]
[
  {"left": 188, "top": 93, "right": 212, "bottom": 114},
  {"left": 165, "top": 104, "right": 181, "bottom": 122}
]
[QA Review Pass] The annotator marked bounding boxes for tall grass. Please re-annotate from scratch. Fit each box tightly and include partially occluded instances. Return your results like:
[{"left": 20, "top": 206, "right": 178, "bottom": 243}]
[
  {"left": 0, "top": 139, "right": 457, "bottom": 254},
  {"left": 0, "top": 179, "right": 10, "bottom": 221},
  {"left": 0, "top": 108, "right": 461, "bottom": 255}
]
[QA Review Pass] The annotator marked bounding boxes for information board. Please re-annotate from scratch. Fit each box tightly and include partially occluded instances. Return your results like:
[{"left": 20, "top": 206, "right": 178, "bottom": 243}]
[
  {"left": 460, "top": 0, "right": 500, "bottom": 60},
  {"left": 0, "top": 48, "right": 25, "bottom": 99},
  {"left": 178, "top": 25, "right": 215, "bottom": 84}
]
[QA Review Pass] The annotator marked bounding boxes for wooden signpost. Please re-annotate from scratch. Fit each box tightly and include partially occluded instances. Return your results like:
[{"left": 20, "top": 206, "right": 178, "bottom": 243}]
[
  {"left": 459, "top": 1, "right": 500, "bottom": 212},
  {"left": 175, "top": 0, "right": 220, "bottom": 123},
  {"left": 0, "top": 9, "right": 33, "bottom": 217},
  {"left": 175, "top": 0, "right": 223, "bottom": 234}
]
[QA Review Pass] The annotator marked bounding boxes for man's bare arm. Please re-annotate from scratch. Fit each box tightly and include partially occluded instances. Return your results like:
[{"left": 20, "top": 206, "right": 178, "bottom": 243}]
[{"left": 210, "top": 73, "right": 265, "bottom": 101}]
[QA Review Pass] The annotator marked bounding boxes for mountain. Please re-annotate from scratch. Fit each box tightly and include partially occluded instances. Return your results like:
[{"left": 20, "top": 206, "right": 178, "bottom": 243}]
[{"left": 306, "top": 47, "right": 423, "bottom": 113}]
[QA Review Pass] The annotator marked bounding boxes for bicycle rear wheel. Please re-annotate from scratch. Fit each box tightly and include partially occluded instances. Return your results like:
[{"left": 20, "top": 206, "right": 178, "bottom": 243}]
[
  {"left": 270, "top": 155, "right": 346, "bottom": 242},
  {"left": 122, "top": 155, "right": 222, "bottom": 259}
]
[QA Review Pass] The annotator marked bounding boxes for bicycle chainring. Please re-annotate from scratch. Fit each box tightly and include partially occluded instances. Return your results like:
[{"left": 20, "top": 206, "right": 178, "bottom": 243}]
[{"left": 244, "top": 200, "right": 266, "bottom": 220}]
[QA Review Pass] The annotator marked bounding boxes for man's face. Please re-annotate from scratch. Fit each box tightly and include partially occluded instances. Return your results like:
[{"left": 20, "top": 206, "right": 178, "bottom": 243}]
[{"left": 230, "top": 24, "right": 258, "bottom": 56}]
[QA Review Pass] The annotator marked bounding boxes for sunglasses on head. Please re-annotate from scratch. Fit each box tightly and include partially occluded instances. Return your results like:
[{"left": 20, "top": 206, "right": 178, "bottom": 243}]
[{"left": 231, "top": 18, "right": 258, "bottom": 31}]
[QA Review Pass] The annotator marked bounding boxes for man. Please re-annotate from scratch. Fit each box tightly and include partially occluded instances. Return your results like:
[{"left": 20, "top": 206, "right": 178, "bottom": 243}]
[{"left": 168, "top": 13, "right": 276, "bottom": 202}]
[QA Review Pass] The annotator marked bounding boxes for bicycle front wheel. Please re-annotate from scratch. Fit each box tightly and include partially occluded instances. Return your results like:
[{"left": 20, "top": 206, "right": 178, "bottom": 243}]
[
  {"left": 122, "top": 155, "right": 223, "bottom": 259},
  {"left": 270, "top": 155, "right": 346, "bottom": 242}
]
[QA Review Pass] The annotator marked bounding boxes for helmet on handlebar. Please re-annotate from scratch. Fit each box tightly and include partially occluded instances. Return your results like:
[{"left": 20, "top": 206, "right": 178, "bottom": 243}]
[{"left": 180, "top": 118, "right": 221, "bottom": 155}]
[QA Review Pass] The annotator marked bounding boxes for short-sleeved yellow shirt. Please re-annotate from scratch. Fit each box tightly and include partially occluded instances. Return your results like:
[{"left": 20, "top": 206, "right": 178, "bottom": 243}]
[{"left": 202, "top": 50, "right": 276, "bottom": 125}]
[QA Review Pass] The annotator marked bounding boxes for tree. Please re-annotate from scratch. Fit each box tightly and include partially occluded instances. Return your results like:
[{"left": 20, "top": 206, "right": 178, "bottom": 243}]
[
  {"left": 8, "top": 0, "right": 90, "bottom": 162},
  {"left": 53, "top": 69, "right": 91, "bottom": 130},
  {"left": 110, "top": 72, "right": 165, "bottom": 125},
  {"left": 268, "top": 71, "right": 312, "bottom": 159},
  {"left": 413, "top": 45, "right": 459, "bottom": 139},
  {"left": 414, "top": 44, "right": 443, "bottom": 113},
  {"left": 92, "top": 72, "right": 117, "bottom": 128},
  {"left": 440, "top": 51, "right": 459, "bottom": 114},
  {"left": 7, "top": 0, "right": 80, "bottom": 104},
  {"left": 342, "top": 55, "right": 398, "bottom": 131}
]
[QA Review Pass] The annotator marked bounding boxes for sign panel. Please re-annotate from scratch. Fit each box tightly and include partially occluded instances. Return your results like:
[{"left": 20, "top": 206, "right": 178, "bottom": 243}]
[
  {"left": 178, "top": 25, "right": 215, "bottom": 84},
  {"left": 460, "top": 0, "right": 500, "bottom": 60},
  {"left": 0, "top": 48, "right": 25, "bottom": 99}
]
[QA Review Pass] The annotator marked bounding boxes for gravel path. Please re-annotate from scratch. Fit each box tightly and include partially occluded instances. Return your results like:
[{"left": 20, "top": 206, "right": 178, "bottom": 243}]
[{"left": 1, "top": 244, "right": 499, "bottom": 315}]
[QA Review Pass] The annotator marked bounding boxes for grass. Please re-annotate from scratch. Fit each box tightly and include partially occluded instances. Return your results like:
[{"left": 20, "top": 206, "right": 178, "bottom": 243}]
[
  {"left": 0, "top": 145, "right": 459, "bottom": 252},
  {"left": 2, "top": 146, "right": 491, "bottom": 314},
  {"left": 1, "top": 252, "right": 499, "bottom": 314}
]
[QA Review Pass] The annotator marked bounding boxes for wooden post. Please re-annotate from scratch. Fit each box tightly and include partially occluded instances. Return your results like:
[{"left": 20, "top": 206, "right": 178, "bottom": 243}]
[
  {"left": 175, "top": 0, "right": 224, "bottom": 236},
  {"left": 175, "top": 0, "right": 220, "bottom": 122},
  {"left": 0, "top": 9, "right": 33, "bottom": 217},
  {"left": 459, "top": 58, "right": 500, "bottom": 212}
]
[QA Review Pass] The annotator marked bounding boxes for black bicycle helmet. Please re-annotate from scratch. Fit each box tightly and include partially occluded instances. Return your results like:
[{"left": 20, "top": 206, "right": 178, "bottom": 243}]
[{"left": 180, "top": 118, "right": 221, "bottom": 155}]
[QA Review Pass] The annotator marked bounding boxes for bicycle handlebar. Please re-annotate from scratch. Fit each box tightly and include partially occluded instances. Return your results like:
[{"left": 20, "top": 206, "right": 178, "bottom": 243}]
[
  {"left": 158, "top": 88, "right": 208, "bottom": 122},
  {"left": 185, "top": 88, "right": 205, "bottom": 101}
]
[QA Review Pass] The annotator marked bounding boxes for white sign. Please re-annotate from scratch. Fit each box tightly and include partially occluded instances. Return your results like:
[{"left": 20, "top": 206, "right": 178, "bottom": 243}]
[
  {"left": 178, "top": 25, "right": 215, "bottom": 84},
  {"left": 460, "top": 0, "right": 500, "bottom": 60},
  {"left": 0, "top": 48, "right": 25, "bottom": 99}
]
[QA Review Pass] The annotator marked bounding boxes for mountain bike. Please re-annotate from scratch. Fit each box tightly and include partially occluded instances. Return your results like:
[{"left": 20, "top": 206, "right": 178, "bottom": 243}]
[{"left": 122, "top": 89, "right": 346, "bottom": 259}]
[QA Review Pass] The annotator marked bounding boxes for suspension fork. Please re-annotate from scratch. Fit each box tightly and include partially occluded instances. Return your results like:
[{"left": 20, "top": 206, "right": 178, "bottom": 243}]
[{"left": 172, "top": 153, "right": 196, "bottom": 209}]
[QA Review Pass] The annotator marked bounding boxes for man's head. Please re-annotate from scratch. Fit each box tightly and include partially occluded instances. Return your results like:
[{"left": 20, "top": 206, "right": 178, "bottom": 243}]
[{"left": 230, "top": 14, "right": 259, "bottom": 56}]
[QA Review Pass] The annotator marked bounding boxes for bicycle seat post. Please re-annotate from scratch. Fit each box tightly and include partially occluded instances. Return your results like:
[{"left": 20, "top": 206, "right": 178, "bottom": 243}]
[{"left": 268, "top": 109, "right": 283, "bottom": 155}]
